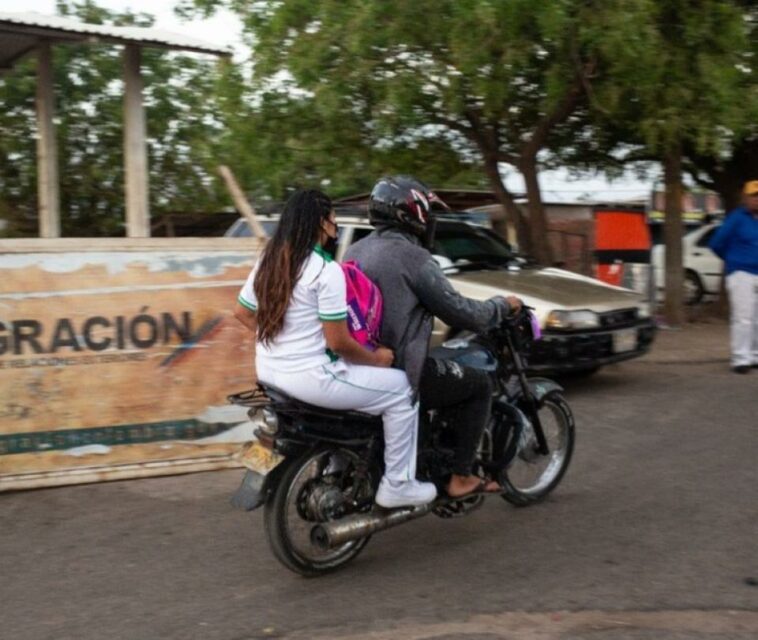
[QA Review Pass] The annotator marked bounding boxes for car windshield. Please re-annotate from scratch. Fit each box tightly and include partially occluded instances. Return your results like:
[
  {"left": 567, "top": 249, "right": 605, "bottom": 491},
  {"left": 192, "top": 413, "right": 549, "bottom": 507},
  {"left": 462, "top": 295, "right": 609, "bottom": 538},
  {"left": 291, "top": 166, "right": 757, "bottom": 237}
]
[{"left": 432, "top": 222, "right": 517, "bottom": 265}]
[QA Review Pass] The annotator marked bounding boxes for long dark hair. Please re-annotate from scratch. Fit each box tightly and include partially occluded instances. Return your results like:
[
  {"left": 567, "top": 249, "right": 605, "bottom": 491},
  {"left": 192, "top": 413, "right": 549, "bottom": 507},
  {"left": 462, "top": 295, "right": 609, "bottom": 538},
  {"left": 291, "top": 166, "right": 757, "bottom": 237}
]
[{"left": 254, "top": 189, "right": 333, "bottom": 344}]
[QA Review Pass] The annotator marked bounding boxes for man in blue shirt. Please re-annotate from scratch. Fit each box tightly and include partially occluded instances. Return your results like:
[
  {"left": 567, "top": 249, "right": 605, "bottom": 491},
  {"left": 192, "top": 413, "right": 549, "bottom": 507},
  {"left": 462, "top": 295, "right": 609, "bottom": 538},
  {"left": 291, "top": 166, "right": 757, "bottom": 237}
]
[{"left": 709, "top": 180, "right": 758, "bottom": 373}]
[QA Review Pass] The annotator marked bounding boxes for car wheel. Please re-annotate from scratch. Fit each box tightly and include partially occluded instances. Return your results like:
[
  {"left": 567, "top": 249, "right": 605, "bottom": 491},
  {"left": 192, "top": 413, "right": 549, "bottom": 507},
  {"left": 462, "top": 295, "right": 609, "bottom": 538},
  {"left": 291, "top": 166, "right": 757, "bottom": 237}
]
[{"left": 684, "top": 270, "right": 704, "bottom": 305}]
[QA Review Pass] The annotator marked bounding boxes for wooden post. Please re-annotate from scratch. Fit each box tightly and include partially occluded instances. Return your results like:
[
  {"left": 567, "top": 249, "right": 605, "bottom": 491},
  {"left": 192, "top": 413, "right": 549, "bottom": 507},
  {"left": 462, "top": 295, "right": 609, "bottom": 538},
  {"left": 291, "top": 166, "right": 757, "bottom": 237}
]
[
  {"left": 35, "top": 41, "right": 61, "bottom": 238},
  {"left": 663, "top": 147, "right": 685, "bottom": 326},
  {"left": 123, "top": 45, "right": 150, "bottom": 237},
  {"left": 218, "top": 165, "right": 269, "bottom": 239}
]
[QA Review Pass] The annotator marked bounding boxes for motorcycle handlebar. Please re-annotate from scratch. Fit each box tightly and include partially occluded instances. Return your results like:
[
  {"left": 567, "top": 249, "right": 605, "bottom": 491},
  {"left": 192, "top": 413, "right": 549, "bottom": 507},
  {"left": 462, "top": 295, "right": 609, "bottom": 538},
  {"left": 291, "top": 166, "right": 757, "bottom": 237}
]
[
  {"left": 496, "top": 305, "right": 541, "bottom": 348},
  {"left": 503, "top": 304, "right": 534, "bottom": 324}
]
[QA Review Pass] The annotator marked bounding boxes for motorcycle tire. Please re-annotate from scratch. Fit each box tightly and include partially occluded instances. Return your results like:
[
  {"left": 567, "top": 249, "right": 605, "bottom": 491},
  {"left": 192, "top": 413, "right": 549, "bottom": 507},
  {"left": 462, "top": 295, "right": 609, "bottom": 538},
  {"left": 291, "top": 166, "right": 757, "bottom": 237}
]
[
  {"left": 499, "top": 393, "right": 575, "bottom": 507},
  {"left": 264, "top": 447, "right": 372, "bottom": 577}
]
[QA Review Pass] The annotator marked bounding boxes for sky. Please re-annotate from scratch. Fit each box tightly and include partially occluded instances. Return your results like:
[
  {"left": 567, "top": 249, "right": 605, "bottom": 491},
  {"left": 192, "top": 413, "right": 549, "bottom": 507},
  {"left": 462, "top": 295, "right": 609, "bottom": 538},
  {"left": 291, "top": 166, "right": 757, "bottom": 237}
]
[{"left": 4, "top": 0, "right": 660, "bottom": 202}]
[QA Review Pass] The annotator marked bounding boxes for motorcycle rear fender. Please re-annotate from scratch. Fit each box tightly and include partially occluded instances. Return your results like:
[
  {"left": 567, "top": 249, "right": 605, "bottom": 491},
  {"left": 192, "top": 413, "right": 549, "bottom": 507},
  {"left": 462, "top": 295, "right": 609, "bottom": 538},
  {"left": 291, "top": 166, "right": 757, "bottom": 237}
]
[
  {"left": 231, "top": 469, "right": 268, "bottom": 511},
  {"left": 230, "top": 456, "right": 291, "bottom": 512}
]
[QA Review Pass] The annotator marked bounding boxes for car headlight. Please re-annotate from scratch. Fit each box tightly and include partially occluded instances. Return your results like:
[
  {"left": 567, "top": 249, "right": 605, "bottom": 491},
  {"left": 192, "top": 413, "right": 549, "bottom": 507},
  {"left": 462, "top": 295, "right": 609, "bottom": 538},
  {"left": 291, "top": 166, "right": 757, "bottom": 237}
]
[{"left": 545, "top": 309, "right": 600, "bottom": 330}]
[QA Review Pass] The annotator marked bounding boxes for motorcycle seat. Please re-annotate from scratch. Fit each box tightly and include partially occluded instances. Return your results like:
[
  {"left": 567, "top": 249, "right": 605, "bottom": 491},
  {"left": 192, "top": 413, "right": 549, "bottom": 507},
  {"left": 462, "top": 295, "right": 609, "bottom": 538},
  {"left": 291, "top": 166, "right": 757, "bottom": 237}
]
[{"left": 260, "top": 384, "right": 382, "bottom": 427}]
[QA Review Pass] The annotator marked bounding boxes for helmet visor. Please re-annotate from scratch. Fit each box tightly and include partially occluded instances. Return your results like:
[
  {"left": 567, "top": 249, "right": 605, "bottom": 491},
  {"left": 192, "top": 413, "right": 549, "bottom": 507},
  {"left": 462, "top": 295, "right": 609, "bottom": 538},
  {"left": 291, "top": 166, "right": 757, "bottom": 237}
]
[{"left": 426, "top": 190, "right": 450, "bottom": 217}]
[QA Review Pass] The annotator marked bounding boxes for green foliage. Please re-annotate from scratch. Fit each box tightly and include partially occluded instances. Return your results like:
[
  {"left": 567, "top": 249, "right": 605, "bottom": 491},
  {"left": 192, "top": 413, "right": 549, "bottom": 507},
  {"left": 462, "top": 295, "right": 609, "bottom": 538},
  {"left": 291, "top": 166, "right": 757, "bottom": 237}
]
[
  {"left": 213, "top": 69, "right": 485, "bottom": 203},
  {"left": 680, "top": 5, "right": 758, "bottom": 207},
  {"left": 0, "top": 58, "right": 37, "bottom": 235},
  {"left": 181, "top": 2, "right": 590, "bottom": 173},
  {"left": 565, "top": 0, "right": 748, "bottom": 170},
  {"left": 4, "top": 0, "right": 755, "bottom": 239},
  {"left": 639, "top": 1, "right": 744, "bottom": 155},
  {"left": 182, "top": 0, "right": 652, "bottom": 259},
  {"left": 212, "top": 1, "right": 491, "bottom": 201}
]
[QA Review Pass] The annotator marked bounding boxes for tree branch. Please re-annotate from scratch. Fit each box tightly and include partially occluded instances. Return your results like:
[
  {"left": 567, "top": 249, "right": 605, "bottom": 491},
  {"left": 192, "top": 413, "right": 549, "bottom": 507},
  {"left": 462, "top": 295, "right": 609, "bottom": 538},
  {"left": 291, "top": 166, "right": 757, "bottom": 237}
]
[{"left": 521, "top": 56, "right": 596, "bottom": 162}]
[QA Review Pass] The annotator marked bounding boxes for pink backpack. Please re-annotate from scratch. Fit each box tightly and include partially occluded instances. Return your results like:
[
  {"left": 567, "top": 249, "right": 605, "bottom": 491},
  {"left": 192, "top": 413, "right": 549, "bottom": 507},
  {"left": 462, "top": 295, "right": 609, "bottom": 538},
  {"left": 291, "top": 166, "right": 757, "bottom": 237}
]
[{"left": 341, "top": 261, "right": 384, "bottom": 350}]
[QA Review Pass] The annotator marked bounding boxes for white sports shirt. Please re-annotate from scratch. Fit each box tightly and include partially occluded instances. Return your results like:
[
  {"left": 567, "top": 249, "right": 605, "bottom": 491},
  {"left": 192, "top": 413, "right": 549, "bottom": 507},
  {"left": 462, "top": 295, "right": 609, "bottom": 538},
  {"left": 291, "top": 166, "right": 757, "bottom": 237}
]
[{"left": 238, "top": 245, "right": 347, "bottom": 374}]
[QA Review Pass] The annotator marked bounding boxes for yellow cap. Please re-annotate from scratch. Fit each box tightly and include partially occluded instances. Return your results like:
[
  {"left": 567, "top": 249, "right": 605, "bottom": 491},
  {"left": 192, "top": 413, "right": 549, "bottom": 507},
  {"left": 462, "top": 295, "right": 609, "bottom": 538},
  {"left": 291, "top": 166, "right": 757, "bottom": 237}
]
[{"left": 744, "top": 180, "right": 758, "bottom": 196}]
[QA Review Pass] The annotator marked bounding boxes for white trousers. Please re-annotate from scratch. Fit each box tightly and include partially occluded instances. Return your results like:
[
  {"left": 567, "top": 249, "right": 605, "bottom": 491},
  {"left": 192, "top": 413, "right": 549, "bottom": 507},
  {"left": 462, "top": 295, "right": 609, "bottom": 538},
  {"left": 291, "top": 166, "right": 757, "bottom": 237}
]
[
  {"left": 727, "top": 271, "right": 758, "bottom": 367},
  {"left": 258, "top": 360, "right": 419, "bottom": 482}
]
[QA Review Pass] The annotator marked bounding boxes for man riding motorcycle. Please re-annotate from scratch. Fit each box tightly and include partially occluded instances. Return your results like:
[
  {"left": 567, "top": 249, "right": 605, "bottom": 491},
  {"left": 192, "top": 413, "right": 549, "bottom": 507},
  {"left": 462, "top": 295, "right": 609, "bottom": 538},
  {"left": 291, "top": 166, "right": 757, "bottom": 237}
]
[{"left": 345, "top": 175, "right": 522, "bottom": 498}]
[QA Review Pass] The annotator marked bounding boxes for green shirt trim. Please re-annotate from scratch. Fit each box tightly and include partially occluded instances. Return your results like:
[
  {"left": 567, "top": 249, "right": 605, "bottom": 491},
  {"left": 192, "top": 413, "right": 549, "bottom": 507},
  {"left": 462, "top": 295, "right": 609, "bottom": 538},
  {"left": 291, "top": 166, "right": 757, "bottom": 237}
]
[
  {"left": 319, "top": 311, "right": 347, "bottom": 321},
  {"left": 237, "top": 295, "right": 257, "bottom": 312},
  {"left": 313, "top": 244, "right": 334, "bottom": 263}
]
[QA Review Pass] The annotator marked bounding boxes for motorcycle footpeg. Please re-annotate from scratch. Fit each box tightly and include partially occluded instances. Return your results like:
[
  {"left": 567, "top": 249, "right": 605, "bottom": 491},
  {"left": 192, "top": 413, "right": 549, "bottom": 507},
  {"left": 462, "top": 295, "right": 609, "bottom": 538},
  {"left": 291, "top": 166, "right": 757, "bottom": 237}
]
[{"left": 432, "top": 494, "right": 485, "bottom": 518}]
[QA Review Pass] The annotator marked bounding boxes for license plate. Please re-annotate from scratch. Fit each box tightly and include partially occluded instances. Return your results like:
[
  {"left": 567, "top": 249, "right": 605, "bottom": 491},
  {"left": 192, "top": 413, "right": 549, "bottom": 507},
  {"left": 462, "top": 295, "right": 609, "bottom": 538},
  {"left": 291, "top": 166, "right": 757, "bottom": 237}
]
[
  {"left": 612, "top": 328, "right": 638, "bottom": 353},
  {"left": 237, "top": 442, "right": 284, "bottom": 475}
]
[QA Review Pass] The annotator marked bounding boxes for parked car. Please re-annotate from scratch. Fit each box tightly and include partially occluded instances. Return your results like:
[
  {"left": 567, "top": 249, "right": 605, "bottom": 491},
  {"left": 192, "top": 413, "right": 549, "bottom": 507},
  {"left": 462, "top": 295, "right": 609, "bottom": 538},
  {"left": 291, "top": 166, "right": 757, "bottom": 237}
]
[
  {"left": 228, "top": 212, "right": 656, "bottom": 375},
  {"left": 651, "top": 223, "right": 723, "bottom": 305}
]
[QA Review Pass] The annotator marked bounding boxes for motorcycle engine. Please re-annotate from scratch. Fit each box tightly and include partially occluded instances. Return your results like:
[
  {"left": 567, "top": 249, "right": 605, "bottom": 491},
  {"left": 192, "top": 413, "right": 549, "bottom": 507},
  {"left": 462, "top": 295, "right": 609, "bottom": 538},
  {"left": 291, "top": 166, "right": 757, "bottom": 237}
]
[{"left": 299, "top": 481, "right": 346, "bottom": 522}]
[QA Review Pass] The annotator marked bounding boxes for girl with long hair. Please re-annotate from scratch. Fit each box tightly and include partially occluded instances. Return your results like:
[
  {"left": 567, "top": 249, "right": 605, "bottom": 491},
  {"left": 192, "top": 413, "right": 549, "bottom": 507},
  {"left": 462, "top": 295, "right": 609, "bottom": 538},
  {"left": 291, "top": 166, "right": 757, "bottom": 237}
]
[{"left": 234, "top": 189, "right": 436, "bottom": 508}]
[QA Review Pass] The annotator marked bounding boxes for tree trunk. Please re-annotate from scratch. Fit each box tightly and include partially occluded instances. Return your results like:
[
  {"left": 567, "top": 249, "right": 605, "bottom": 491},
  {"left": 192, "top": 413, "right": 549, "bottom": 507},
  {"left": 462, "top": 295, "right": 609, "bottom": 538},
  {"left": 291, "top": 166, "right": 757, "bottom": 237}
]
[
  {"left": 704, "top": 171, "right": 742, "bottom": 215},
  {"left": 711, "top": 176, "right": 739, "bottom": 319},
  {"left": 482, "top": 153, "right": 528, "bottom": 250},
  {"left": 519, "top": 154, "right": 553, "bottom": 265},
  {"left": 663, "top": 148, "right": 685, "bottom": 326},
  {"left": 706, "top": 137, "right": 758, "bottom": 212}
]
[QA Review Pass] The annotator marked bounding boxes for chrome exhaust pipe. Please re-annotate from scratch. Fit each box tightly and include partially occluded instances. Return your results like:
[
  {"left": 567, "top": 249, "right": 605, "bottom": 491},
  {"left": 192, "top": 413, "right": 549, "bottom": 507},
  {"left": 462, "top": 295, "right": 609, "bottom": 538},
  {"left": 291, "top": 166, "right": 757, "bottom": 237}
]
[{"left": 311, "top": 504, "right": 433, "bottom": 549}]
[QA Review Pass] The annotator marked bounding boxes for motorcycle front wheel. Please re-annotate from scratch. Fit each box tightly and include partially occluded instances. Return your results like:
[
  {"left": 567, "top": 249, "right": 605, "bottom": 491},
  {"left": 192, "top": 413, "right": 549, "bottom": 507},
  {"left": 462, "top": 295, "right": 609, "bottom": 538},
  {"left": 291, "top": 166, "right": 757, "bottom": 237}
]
[
  {"left": 499, "top": 393, "right": 575, "bottom": 506},
  {"left": 264, "top": 447, "right": 373, "bottom": 577}
]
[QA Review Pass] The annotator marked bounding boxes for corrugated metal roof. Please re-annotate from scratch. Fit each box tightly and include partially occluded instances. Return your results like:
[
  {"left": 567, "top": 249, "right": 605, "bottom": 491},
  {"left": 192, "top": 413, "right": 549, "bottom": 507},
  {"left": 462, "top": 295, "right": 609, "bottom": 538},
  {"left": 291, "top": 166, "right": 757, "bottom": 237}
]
[{"left": 0, "top": 11, "right": 232, "bottom": 69}]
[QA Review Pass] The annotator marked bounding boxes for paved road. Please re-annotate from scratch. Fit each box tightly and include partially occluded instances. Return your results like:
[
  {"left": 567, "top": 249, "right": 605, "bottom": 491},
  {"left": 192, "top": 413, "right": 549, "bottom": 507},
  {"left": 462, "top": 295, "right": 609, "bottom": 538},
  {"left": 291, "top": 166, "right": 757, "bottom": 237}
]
[{"left": 3, "top": 323, "right": 757, "bottom": 639}]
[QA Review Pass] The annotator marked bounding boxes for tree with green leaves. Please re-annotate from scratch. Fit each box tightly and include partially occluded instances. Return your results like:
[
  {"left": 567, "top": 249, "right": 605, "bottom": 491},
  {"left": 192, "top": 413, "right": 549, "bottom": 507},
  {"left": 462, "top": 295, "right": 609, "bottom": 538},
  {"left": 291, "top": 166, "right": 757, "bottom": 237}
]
[
  {"left": 574, "top": 0, "right": 747, "bottom": 324},
  {"left": 184, "top": 0, "right": 658, "bottom": 263},
  {"left": 682, "top": 4, "right": 758, "bottom": 211},
  {"left": 212, "top": 67, "right": 486, "bottom": 206}
]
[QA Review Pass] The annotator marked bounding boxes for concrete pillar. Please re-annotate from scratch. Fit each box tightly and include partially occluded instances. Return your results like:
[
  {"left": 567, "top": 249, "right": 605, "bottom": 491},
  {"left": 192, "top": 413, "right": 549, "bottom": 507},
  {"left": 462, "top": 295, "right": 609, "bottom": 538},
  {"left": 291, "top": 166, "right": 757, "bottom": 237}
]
[
  {"left": 123, "top": 45, "right": 150, "bottom": 237},
  {"left": 35, "top": 41, "right": 60, "bottom": 238}
]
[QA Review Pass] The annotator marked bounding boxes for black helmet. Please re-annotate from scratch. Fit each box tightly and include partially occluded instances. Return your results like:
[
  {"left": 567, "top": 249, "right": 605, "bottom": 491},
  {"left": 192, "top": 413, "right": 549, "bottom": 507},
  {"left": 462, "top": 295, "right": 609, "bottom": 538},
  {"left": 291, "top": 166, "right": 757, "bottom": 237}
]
[{"left": 368, "top": 176, "right": 449, "bottom": 242}]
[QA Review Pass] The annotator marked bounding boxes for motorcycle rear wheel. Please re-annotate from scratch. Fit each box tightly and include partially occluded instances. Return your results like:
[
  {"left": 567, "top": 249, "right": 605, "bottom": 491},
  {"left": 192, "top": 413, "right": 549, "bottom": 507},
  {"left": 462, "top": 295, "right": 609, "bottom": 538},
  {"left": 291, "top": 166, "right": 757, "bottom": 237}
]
[
  {"left": 264, "top": 447, "right": 372, "bottom": 577},
  {"left": 499, "top": 393, "right": 574, "bottom": 506}
]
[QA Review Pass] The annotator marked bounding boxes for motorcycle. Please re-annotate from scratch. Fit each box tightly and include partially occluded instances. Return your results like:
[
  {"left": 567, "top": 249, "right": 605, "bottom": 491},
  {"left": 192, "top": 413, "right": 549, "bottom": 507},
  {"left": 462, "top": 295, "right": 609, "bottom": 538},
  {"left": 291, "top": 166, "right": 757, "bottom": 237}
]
[{"left": 229, "top": 308, "right": 575, "bottom": 576}]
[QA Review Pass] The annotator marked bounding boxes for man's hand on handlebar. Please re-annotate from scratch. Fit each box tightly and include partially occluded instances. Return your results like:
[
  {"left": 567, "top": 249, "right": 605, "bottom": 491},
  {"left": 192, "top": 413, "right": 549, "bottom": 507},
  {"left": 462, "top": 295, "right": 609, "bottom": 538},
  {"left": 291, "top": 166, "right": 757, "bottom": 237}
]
[{"left": 505, "top": 296, "right": 523, "bottom": 316}]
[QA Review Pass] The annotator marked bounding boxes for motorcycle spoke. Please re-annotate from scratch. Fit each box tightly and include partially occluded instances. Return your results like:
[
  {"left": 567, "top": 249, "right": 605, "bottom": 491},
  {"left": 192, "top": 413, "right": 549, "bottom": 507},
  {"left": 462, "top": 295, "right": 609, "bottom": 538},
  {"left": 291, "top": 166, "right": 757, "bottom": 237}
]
[
  {"left": 282, "top": 450, "right": 370, "bottom": 565},
  {"left": 506, "top": 401, "right": 569, "bottom": 495}
]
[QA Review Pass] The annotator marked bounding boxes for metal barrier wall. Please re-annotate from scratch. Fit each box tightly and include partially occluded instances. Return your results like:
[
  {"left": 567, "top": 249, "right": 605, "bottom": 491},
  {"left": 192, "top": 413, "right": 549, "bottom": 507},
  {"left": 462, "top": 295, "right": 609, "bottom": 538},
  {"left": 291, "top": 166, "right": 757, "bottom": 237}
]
[{"left": 0, "top": 238, "right": 262, "bottom": 491}]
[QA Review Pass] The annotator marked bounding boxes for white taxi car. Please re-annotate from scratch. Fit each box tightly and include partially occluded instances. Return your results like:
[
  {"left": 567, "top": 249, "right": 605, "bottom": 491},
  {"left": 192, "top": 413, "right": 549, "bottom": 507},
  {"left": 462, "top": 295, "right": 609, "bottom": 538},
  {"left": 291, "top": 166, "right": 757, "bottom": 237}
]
[
  {"left": 228, "top": 212, "right": 656, "bottom": 375},
  {"left": 652, "top": 223, "right": 723, "bottom": 305}
]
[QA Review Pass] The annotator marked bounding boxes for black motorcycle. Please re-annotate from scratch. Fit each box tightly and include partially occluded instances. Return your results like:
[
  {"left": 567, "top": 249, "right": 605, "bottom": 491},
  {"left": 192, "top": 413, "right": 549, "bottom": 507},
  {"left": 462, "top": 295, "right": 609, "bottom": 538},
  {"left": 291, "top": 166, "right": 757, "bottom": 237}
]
[{"left": 229, "top": 308, "right": 575, "bottom": 576}]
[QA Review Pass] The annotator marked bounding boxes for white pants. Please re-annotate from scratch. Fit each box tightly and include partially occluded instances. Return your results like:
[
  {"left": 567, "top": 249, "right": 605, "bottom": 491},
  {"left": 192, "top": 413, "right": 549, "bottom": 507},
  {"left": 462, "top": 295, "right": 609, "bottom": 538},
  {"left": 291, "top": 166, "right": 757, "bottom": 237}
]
[
  {"left": 727, "top": 271, "right": 758, "bottom": 367},
  {"left": 258, "top": 360, "right": 419, "bottom": 482}
]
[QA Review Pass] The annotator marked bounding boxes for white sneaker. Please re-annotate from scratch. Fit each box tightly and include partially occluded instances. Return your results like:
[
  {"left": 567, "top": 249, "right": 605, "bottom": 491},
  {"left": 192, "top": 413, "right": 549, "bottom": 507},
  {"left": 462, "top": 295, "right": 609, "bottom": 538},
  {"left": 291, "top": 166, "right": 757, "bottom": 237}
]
[{"left": 375, "top": 477, "right": 437, "bottom": 509}]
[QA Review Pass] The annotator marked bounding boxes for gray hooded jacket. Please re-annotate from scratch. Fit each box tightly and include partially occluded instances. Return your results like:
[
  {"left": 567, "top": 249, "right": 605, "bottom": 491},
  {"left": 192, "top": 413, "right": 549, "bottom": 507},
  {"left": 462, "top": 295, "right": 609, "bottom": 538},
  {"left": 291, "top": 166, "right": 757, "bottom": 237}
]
[{"left": 344, "top": 227, "right": 510, "bottom": 390}]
